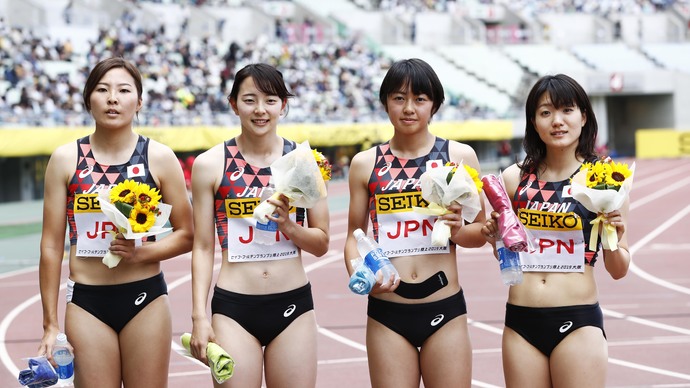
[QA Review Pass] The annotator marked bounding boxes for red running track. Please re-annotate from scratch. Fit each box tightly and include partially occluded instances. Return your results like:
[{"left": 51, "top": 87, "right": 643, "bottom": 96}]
[{"left": 1, "top": 157, "right": 689, "bottom": 387}]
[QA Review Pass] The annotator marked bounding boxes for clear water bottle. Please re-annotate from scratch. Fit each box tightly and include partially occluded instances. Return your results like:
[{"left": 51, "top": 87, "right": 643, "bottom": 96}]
[
  {"left": 497, "top": 240, "right": 523, "bottom": 286},
  {"left": 353, "top": 228, "right": 400, "bottom": 286},
  {"left": 348, "top": 258, "right": 376, "bottom": 295},
  {"left": 52, "top": 333, "right": 74, "bottom": 386},
  {"left": 254, "top": 183, "right": 278, "bottom": 245}
]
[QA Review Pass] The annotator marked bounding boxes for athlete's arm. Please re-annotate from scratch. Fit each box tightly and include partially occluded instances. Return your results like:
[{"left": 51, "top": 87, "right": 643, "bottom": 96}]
[
  {"left": 274, "top": 194, "right": 330, "bottom": 257},
  {"left": 446, "top": 142, "right": 487, "bottom": 248},
  {"left": 38, "top": 143, "right": 73, "bottom": 360},
  {"left": 189, "top": 145, "right": 223, "bottom": 364},
  {"left": 344, "top": 149, "right": 375, "bottom": 276}
]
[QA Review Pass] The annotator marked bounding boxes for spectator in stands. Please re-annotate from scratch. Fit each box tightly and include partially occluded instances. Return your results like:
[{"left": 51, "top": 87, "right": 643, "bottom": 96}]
[
  {"left": 344, "top": 58, "right": 486, "bottom": 388},
  {"left": 0, "top": 2, "right": 500, "bottom": 127},
  {"left": 482, "top": 74, "right": 630, "bottom": 387},
  {"left": 189, "top": 63, "right": 329, "bottom": 387},
  {"left": 37, "top": 57, "right": 193, "bottom": 387}
]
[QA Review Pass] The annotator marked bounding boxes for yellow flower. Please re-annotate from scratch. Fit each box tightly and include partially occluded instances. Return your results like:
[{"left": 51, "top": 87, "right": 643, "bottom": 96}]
[
  {"left": 312, "top": 149, "right": 332, "bottom": 182},
  {"left": 444, "top": 161, "right": 482, "bottom": 193},
  {"left": 110, "top": 179, "right": 138, "bottom": 204},
  {"left": 605, "top": 161, "right": 632, "bottom": 187},
  {"left": 463, "top": 164, "right": 483, "bottom": 193},
  {"left": 135, "top": 183, "right": 162, "bottom": 207},
  {"left": 129, "top": 203, "right": 156, "bottom": 233},
  {"left": 579, "top": 159, "right": 631, "bottom": 191}
]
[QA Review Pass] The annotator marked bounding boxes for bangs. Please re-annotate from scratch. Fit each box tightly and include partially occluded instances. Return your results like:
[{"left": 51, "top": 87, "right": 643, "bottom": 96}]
[
  {"left": 392, "top": 74, "right": 436, "bottom": 100},
  {"left": 541, "top": 78, "right": 580, "bottom": 109}
]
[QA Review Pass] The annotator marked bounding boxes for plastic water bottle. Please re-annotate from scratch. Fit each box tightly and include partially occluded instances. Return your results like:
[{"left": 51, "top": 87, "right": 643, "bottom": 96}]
[
  {"left": 348, "top": 258, "right": 376, "bottom": 295},
  {"left": 353, "top": 228, "right": 400, "bottom": 286},
  {"left": 254, "top": 183, "right": 278, "bottom": 245},
  {"left": 497, "top": 240, "right": 523, "bottom": 286},
  {"left": 52, "top": 333, "right": 74, "bottom": 386}
]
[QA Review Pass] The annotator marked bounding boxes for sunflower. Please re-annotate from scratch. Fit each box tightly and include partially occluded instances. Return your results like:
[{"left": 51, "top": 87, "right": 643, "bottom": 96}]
[
  {"left": 312, "top": 149, "right": 332, "bottom": 182},
  {"left": 110, "top": 179, "right": 138, "bottom": 204},
  {"left": 463, "top": 164, "right": 483, "bottom": 193},
  {"left": 135, "top": 183, "right": 162, "bottom": 207},
  {"left": 605, "top": 161, "right": 632, "bottom": 189},
  {"left": 129, "top": 203, "right": 156, "bottom": 233},
  {"left": 584, "top": 162, "right": 610, "bottom": 188}
]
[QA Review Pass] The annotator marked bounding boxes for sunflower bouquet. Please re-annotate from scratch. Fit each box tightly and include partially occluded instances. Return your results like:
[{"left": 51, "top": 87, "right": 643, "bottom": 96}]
[
  {"left": 253, "top": 141, "right": 330, "bottom": 225},
  {"left": 570, "top": 157, "right": 634, "bottom": 251},
  {"left": 413, "top": 161, "right": 483, "bottom": 246},
  {"left": 97, "top": 179, "right": 172, "bottom": 268}
]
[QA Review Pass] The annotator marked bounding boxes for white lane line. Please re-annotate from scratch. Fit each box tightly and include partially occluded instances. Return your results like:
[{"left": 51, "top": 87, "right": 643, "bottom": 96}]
[
  {"left": 0, "top": 280, "right": 67, "bottom": 378},
  {"left": 630, "top": 177, "right": 690, "bottom": 211},
  {"left": 608, "top": 358, "right": 690, "bottom": 381},
  {"left": 631, "top": 163, "right": 690, "bottom": 188},
  {"left": 628, "top": 204, "right": 690, "bottom": 296},
  {"left": 603, "top": 308, "right": 690, "bottom": 336},
  {"left": 317, "top": 327, "right": 366, "bottom": 352}
]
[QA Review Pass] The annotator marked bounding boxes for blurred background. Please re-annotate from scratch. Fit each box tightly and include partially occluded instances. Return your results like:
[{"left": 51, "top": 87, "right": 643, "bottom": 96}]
[{"left": 0, "top": 0, "right": 688, "bottom": 204}]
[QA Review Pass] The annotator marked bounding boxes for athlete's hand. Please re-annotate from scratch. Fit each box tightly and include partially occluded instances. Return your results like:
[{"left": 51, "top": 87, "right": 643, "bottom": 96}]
[
  {"left": 482, "top": 211, "right": 500, "bottom": 242},
  {"left": 440, "top": 203, "right": 464, "bottom": 234},
  {"left": 266, "top": 194, "right": 297, "bottom": 232},
  {"left": 109, "top": 233, "right": 136, "bottom": 263},
  {"left": 190, "top": 319, "right": 216, "bottom": 365},
  {"left": 37, "top": 327, "right": 67, "bottom": 368},
  {"left": 370, "top": 271, "right": 399, "bottom": 294},
  {"left": 602, "top": 209, "right": 625, "bottom": 243}
]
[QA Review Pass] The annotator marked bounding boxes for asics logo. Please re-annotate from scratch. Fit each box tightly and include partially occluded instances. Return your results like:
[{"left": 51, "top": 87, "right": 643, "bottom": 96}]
[
  {"left": 134, "top": 292, "right": 147, "bottom": 306},
  {"left": 559, "top": 321, "right": 573, "bottom": 333},
  {"left": 78, "top": 165, "right": 94, "bottom": 179},
  {"left": 377, "top": 163, "right": 391, "bottom": 176},
  {"left": 283, "top": 304, "right": 296, "bottom": 317},
  {"left": 230, "top": 167, "right": 244, "bottom": 181},
  {"left": 430, "top": 314, "right": 444, "bottom": 327},
  {"left": 518, "top": 180, "right": 530, "bottom": 197}
]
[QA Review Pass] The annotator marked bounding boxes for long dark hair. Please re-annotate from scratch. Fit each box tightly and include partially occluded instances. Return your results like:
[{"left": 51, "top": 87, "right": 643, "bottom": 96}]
[
  {"left": 83, "top": 57, "right": 143, "bottom": 112},
  {"left": 379, "top": 58, "right": 445, "bottom": 118},
  {"left": 520, "top": 74, "right": 598, "bottom": 175},
  {"left": 228, "top": 63, "right": 294, "bottom": 112}
]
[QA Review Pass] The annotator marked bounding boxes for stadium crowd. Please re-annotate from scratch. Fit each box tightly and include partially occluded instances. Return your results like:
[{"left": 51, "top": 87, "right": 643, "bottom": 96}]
[{"left": 1, "top": 0, "right": 687, "bottom": 128}]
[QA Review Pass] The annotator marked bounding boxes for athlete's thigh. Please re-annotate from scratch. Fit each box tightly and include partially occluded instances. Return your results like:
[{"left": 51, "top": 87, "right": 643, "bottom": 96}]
[
  {"left": 120, "top": 296, "right": 172, "bottom": 388},
  {"left": 65, "top": 303, "right": 122, "bottom": 388},
  {"left": 264, "top": 311, "right": 318, "bottom": 388},
  {"left": 366, "top": 317, "right": 421, "bottom": 388},
  {"left": 550, "top": 326, "right": 607, "bottom": 388},
  {"left": 212, "top": 313, "right": 264, "bottom": 388},
  {"left": 419, "top": 315, "right": 472, "bottom": 388},
  {"left": 502, "top": 327, "right": 551, "bottom": 388}
]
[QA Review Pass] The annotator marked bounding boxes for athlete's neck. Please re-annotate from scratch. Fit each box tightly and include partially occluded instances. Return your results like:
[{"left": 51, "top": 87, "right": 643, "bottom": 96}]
[
  {"left": 389, "top": 132, "right": 435, "bottom": 160},
  {"left": 235, "top": 133, "right": 284, "bottom": 168}
]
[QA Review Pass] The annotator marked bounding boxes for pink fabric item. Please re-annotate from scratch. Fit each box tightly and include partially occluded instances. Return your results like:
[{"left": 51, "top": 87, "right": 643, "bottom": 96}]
[{"left": 481, "top": 174, "right": 529, "bottom": 252}]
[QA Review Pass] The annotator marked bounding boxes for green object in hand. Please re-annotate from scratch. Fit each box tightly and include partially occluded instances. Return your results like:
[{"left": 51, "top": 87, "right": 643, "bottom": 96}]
[{"left": 180, "top": 333, "right": 235, "bottom": 383}]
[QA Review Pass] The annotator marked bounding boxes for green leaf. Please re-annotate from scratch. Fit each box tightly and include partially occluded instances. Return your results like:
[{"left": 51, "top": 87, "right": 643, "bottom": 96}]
[{"left": 114, "top": 201, "right": 133, "bottom": 218}]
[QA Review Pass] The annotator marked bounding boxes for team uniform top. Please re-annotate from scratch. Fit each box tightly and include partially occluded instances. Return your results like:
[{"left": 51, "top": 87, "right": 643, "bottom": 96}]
[
  {"left": 512, "top": 165, "right": 601, "bottom": 272},
  {"left": 214, "top": 138, "right": 306, "bottom": 262},
  {"left": 66, "top": 135, "right": 157, "bottom": 256},
  {"left": 367, "top": 137, "right": 451, "bottom": 258}
]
